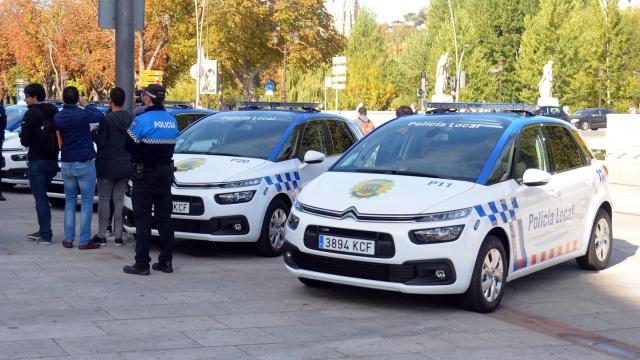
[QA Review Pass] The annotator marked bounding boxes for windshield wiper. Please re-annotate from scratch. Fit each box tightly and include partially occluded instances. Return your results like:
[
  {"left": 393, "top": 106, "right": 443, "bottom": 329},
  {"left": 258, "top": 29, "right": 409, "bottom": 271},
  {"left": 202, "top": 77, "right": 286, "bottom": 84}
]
[
  {"left": 350, "top": 169, "right": 443, "bottom": 178},
  {"left": 207, "top": 152, "right": 244, "bottom": 157}
]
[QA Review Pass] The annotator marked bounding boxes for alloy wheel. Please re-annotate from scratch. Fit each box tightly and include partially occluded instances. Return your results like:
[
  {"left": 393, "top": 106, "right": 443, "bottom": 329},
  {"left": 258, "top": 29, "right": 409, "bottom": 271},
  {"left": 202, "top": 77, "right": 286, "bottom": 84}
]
[
  {"left": 481, "top": 248, "right": 504, "bottom": 303},
  {"left": 594, "top": 218, "right": 611, "bottom": 262},
  {"left": 269, "top": 208, "right": 288, "bottom": 250}
]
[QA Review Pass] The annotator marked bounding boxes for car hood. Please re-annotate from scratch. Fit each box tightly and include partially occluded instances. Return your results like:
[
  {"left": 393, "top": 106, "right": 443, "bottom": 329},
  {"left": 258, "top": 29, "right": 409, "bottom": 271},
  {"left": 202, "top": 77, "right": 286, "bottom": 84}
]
[
  {"left": 297, "top": 172, "right": 476, "bottom": 215},
  {"left": 172, "top": 153, "right": 268, "bottom": 185},
  {"left": 2, "top": 133, "right": 23, "bottom": 149}
]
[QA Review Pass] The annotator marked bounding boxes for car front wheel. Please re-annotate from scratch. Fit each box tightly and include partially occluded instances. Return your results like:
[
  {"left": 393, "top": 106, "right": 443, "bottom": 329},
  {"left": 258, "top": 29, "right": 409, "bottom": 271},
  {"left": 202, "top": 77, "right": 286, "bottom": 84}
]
[
  {"left": 458, "top": 235, "right": 507, "bottom": 313},
  {"left": 580, "top": 121, "right": 590, "bottom": 130},
  {"left": 576, "top": 209, "right": 612, "bottom": 270},
  {"left": 255, "top": 198, "right": 290, "bottom": 257}
]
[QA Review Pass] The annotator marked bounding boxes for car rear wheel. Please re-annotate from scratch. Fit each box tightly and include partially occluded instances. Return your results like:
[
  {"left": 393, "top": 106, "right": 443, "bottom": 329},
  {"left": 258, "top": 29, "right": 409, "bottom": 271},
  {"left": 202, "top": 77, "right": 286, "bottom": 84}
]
[
  {"left": 255, "top": 198, "right": 290, "bottom": 257},
  {"left": 458, "top": 235, "right": 507, "bottom": 313},
  {"left": 580, "top": 121, "right": 590, "bottom": 130},
  {"left": 576, "top": 209, "right": 612, "bottom": 270}
]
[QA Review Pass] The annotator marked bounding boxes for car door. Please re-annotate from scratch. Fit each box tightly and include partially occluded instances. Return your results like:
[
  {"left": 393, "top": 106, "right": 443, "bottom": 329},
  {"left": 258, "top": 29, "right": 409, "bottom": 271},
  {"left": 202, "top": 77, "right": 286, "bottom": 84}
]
[
  {"left": 595, "top": 109, "right": 608, "bottom": 129},
  {"left": 511, "top": 125, "right": 564, "bottom": 272},
  {"left": 542, "top": 125, "right": 592, "bottom": 251},
  {"left": 297, "top": 119, "right": 334, "bottom": 186}
]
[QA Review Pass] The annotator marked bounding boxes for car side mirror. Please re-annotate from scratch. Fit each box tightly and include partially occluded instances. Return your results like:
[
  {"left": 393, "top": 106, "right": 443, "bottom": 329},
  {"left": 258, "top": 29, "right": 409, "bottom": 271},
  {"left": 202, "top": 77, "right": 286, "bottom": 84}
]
[
  {"left": 303, "top": 150, "right": 325, "bottom": 164},
  {"left": 522, "top": 168, "right": 552, "bottom": 186}
]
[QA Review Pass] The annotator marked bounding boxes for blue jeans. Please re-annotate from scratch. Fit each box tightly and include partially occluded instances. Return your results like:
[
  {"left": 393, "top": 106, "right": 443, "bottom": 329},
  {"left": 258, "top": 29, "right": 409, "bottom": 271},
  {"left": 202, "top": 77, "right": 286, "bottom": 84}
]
[
  {"left": 61, "top": 161, "right": 96, "bottom": 244},
  {"left": 27, "top": 160, "right": 59, "bottom": 242}
]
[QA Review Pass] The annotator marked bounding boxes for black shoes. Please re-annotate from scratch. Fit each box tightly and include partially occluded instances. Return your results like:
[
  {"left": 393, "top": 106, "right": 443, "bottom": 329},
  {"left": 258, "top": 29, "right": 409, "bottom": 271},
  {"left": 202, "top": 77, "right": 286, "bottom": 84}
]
[
  {"left": 0, "top": 193, "right": 6, "bottom": 201},
  {"left": 114, "top": 238, "right": 124, "bottom": 246},
  {"left": 123, "top": 264, "right": 150, "bottom": 276},
  {"left": 152, "top": 262, "right": 173, "bottom": 273},
  {"left": 92, "top": 235, "right": 107, "bottom": 246},
  {"left": 26, "top": 232, "right": 40, "bottom": 241}
]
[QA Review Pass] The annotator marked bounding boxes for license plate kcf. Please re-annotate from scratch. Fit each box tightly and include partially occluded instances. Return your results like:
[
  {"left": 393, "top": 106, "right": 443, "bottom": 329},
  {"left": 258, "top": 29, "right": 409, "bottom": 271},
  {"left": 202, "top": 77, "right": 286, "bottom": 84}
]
[{"left": 318, "top": 234, "right": 375, "bottom": 255}]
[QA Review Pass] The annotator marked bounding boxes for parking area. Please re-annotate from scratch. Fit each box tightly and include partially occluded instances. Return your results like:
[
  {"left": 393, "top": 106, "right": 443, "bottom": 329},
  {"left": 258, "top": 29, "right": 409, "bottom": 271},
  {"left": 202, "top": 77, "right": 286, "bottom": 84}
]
[{"left": 0, "top": 181, "right": 638, "bottom": 360}]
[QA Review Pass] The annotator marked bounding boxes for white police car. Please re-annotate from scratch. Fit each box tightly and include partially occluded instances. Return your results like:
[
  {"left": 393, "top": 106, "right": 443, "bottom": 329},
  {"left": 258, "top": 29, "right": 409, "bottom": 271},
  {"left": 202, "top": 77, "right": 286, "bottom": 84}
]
[
  {"left": 122, "top": 102, "right": 362, "bottom": 257},
  {"left": 2, "top": 105, "right": 31, "bottom": 188},
  {"left": 284, "top": 109, "right": 612, "bottom": 312}
]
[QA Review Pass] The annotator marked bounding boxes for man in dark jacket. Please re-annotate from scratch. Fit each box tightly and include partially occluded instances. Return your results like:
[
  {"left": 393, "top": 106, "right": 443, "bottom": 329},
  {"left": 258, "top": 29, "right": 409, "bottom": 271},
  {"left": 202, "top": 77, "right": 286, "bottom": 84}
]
[
  {"left": 0, "top": 103, "right": 6, "bottom": 201},
  {"left": 92, "top": 87, "right": 132, "bottom": 246},
  {"left": 19, "top": 84, "right": 60, "bottom": 244},
  {"left": 55, "top": 86, "right": 104, "bottom": 250},
  {"left": 123, "top": 84, "right": 179, "bottom": 275}
]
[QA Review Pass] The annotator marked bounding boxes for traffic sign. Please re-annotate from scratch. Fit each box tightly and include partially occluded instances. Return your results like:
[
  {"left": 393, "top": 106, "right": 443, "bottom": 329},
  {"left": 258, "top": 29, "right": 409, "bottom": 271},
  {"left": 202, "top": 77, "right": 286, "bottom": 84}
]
[
  {"left": 332, "top": 65, "right": 347, "bottom": 75},
  {"left": 265, "top": 80, "right": 276, "bottom": 92},
  {"left": 138, "top": 69, "right": 163, "bottom": 88},
  {"left": 98, "top": 0, "right": 145, "bottom": 31},
  {"left": 332, "top": 56, "right": 347, "bottom": 65},
  {"left": 140, "top": 70, "right": 163, "bottom": 76}
]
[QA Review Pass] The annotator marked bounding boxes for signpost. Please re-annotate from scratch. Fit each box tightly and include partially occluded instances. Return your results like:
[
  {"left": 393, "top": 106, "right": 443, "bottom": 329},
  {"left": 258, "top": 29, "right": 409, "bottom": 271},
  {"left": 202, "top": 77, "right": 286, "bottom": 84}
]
[
  {"left": 99, "top": 0, "right": 145, "bottom": 113},
  {"left": 265, "top": 80, "right": 276, "bottom": 101},
  {"left": 138, "top": 70, "right": 163, "bottom": 88},
  {"left": 331, "top": 56, "right": 347, "bottom": 111}
]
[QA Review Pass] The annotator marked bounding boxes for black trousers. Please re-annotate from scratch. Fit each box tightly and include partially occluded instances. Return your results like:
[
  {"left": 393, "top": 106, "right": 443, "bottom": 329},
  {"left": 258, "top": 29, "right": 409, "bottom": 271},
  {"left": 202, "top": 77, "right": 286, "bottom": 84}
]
[
  {"left": 0, "top": 141, "right": 3, "bottom": 194},
  {"left": 131, "top": 164, "right": 174, "bottom": 268}
]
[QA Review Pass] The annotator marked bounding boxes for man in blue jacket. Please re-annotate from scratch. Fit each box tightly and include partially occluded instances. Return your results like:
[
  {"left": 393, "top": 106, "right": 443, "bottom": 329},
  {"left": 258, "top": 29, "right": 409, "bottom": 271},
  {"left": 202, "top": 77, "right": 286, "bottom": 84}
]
[{"left": 55, "top": 86, "right": 104, "bottom": 250}]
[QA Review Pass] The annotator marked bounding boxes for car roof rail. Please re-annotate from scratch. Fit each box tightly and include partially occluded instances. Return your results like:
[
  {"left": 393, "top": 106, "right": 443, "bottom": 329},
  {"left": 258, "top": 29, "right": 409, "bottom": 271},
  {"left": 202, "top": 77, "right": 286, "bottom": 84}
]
[
  {"left": 424, "top": 102, "right": 537, "bottom": 116},
  {"left": 238, "top": 101, "right": 322, "bottom": 112}
]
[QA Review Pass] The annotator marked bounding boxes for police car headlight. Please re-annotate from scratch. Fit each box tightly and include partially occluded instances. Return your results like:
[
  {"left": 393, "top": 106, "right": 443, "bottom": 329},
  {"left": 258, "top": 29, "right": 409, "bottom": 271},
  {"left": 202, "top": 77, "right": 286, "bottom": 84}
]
[
  {"left": 293, "top": 199, "right": 303, "bottom": 212},
  {"left": 416, "top": 208, "right": 471, "bottom": 222},
  {"left": 220, "top": 178, "right": 262, "bottom": 188},
  {"left": 410, "top": 225, "right": 465, "bottom": 244},
  {"left": 215, "top": 190, "right": 256, "bottom": 205},
  {"left": 11, "top": 154, "right": 28, "bottom": 161}
]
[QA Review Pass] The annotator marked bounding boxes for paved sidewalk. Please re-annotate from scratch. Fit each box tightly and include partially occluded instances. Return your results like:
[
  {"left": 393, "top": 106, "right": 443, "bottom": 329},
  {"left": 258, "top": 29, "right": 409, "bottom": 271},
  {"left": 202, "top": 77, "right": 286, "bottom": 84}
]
[
  {"left": 609, "top": 183, "right": 640, "bottom": 216},
  {"left": 0, "top": 187, "right": 638, "bottom": 359}
]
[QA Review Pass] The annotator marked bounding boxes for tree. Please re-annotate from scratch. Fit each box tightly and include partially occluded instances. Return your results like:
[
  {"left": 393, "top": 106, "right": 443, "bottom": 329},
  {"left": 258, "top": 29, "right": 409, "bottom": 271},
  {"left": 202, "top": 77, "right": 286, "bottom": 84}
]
[{"left": 205, "top": 0, "right": 345, "bottom": 100}]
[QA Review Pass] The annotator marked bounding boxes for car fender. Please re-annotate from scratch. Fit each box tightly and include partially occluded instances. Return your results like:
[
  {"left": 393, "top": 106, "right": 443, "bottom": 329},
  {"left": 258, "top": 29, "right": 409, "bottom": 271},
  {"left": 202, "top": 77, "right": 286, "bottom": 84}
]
[{"left": 578, "top": 165, "right": 613, "bottom": 257}]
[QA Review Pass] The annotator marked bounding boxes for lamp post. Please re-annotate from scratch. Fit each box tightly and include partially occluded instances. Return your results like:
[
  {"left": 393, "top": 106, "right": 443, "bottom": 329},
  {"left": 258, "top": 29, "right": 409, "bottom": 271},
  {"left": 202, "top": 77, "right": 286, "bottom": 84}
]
[
  {"left": 497, "top": 59, "right": 504, "bottom": 102},
  {"left": 271, "top": 30, "right": 299, "bottom": 102},
  {"left": 455, "top": 44, "right": 471, "bottom": 102}
]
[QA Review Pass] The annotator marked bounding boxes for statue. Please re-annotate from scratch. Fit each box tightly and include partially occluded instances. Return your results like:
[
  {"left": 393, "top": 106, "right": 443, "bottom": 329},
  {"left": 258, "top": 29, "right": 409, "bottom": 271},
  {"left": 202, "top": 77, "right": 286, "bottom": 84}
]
[
  {"left": 432, "top": 53, "right": 453, "bottom": 102},
  {"left": 537, "top": 60, "right": 559, "bottom": 106}
]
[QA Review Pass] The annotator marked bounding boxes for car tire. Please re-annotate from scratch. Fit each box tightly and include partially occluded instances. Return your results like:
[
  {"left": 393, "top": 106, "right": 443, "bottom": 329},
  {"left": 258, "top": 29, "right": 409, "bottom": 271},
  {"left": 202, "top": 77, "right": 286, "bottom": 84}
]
[
  {"left": 458, "top": 235, "right": 507, "bottom": 313},
  {"left": 576, "top": 209, "right": 612, "bottom": 271},
  {"left": 255, "top": 198, "right": 290, "bottom": 257},
  {"left": 580, "top": 121, "right": 590, "bottom": 131},
  {"left": 49, "top": 198, "right": 66, "bottom": 208},
  {"left": 298, "top": 277, "right": 332, "bottom": 287}
]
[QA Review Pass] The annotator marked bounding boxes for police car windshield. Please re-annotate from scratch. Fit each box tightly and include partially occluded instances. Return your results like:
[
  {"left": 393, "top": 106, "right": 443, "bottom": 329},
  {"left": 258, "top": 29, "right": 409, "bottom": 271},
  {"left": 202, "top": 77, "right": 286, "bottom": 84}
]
[
  {"left": 174, "top": 112, "right": 294, "bottom": 160},
  {"left": 6, "top": 106, "right": 28, "bottom": 132},
  {"left": 332, "top": 116, "right": 507, "bottom": 182}
]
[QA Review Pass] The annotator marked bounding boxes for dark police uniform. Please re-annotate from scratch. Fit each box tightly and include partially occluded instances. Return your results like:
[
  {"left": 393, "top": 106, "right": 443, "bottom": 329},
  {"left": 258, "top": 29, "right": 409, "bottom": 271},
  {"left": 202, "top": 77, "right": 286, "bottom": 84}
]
[{"left": 124, "top": 100, "right": 179, "bottom": 275}]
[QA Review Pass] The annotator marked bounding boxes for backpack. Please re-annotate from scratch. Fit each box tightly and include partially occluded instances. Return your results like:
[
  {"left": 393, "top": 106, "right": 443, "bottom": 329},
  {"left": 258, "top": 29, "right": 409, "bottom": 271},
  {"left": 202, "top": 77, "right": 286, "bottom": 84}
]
[{"left": 31, "top": 107, "right": 60, "bottom": 155}]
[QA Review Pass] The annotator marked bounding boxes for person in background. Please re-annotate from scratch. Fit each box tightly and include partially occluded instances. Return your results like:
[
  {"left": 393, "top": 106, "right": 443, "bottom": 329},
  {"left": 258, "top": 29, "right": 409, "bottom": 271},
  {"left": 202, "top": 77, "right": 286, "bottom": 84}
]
[
  {"left": 0, "top": 102, "right": 6, "bottom": 201},
  {"left": 19, "top": 84, "right": 60, "bottom": 244},
  {"left": 55, "top": 86, "right": 104, "bottom": 250},
  {"left": 123, "top": 84, "right": 179, "bottom": 276},
  {"left": 92, "top": 87, "right": 132, "bottom": 246},
  {"left": 395, "top": 105, "right": 414, "bottom": 118},
  {"left": 356, "top": 106, "right": 375, "bottom": 135}
]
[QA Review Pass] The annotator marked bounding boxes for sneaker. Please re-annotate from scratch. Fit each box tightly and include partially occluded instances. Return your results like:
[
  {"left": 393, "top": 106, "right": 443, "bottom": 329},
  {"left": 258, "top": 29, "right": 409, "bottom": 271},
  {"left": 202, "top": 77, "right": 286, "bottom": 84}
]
[
  {"left": 62, "top": 240, "right": 74, "bottom": 248},
  {"left": 92, "top": 235, "right": 107, "bottom": 246},
  {"left": 78, "top": 243, "right": 100, "bottom": 250},
  {"left": 26, "top": 232, "right": 40, "bottom": 241},
  {"left": 123, "top": 264, "right": 150, "bottom": 276},
  {"left": 37, "top": 239, "right": 52, "bottom": 245},
  {"left": 152, "top": 262, "right": 173, "bottom": 273},
  {"left": 114, "top": 238, "right": 124, "bottom": 246}
]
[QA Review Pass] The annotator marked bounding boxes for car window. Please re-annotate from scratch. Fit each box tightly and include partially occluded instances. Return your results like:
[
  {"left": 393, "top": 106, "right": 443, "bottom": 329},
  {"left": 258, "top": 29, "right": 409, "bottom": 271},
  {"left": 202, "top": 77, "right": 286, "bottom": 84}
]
[
  {"left": 486, "top": 136, "right": 516, "bottom": 185},
  {"left": 515, "top": 126, "right": 550, "bottom": 182},
  {"left": 298, "top": 120, "right": 331, "bottom": 160},
  {"left": 175, "top": 112, "right": 294, "bottom": 160},
  {"left": 276, "top": 125, "right": 304, "bottom": 162},
  {"left": 5, "top": 107, "right": 28, "bottom": 131},
  {"left": 549, "top": 107, "right": 560, "bottom": 115},
  {"left": 333, "top": 117, "right": 506, "bottom": 182},
  {"left": 544, "top": 126, "right": 584, "bottom": 173},
  {"left": 327, "top": 119, "right": 356, "bottom": 155},
  {"left": 571, "top": 129, "right": 593, "bottom": 165}
]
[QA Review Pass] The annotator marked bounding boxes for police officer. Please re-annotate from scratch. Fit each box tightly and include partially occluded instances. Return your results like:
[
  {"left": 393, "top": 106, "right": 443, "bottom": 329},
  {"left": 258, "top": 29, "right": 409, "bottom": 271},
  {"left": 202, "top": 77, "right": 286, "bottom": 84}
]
[{"left": 123, "top": 84, "right": 179, "bottom": 276}]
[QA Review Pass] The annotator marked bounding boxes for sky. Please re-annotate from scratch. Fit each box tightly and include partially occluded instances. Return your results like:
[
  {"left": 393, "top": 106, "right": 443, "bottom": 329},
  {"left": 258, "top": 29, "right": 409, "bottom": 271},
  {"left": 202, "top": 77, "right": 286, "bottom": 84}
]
[{"left": 360, "top": 0, "right": 429, "bottom": 23}]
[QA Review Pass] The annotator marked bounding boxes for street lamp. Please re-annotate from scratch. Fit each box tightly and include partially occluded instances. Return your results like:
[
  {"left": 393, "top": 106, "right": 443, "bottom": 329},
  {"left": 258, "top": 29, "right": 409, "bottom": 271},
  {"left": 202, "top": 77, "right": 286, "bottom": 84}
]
[
  {"left": 455, "top": 44, "right": 471, "bottom": 102},
  {"left": 271, "top": 30, "right": 300, "bottom": 102}
]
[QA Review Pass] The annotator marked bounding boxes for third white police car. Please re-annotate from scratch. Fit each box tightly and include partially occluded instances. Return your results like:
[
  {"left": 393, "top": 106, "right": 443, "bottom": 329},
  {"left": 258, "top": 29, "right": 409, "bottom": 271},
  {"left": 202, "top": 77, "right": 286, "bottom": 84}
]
[
  {"left": 284, "top": 107, "right": 612, "bottom": 312},
  {"left": 123, "top": 102, "right": 362, "bottom": 257}
]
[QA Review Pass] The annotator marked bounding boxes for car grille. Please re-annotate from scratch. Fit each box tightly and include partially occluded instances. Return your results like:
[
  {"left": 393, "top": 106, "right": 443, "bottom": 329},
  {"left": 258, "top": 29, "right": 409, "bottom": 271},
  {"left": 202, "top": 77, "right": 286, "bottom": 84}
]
[
  {"left": 303, "top": 225, "right": 395, "bottom": 258},
  {"left": 1, "top": 169, "right": 28, "bottom": 180}
]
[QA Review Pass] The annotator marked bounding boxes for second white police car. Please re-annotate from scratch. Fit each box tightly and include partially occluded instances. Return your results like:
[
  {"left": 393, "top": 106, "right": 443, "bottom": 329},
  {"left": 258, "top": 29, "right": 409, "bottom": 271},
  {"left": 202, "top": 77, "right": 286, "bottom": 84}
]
[
  {"left": 123, "top": 102, "right": 362, "bottom": 257},
  {"left": 284, "top": 107, "right": 612, "bottom": 312}
]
